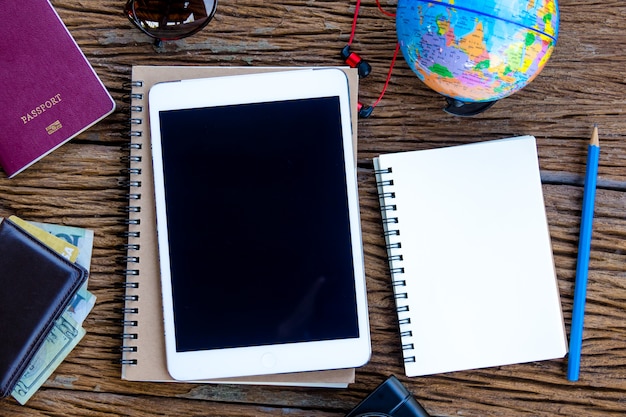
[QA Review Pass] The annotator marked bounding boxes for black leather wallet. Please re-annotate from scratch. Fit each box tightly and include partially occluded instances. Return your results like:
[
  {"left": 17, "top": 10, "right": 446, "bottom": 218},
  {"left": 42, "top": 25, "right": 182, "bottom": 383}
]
[{"left": 0, "top": 218, "right": 88, "bottom": 398}]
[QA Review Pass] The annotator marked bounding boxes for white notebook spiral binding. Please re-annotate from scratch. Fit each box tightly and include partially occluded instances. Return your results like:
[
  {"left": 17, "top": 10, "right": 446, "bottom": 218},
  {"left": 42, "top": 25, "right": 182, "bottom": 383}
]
[
  {"left": 119, "top": 79, "right": 144, "bottom": 366},
  {"left": 373, "top": 164, "right": 416, "bottom": 364}
]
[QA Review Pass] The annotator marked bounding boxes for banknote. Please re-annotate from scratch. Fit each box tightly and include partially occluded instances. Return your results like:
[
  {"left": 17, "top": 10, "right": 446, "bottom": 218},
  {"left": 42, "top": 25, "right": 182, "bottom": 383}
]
[
  {"left": 64, "top": 286, "right": 96, "bottom": 327},
  {"left": 28, "top": 220, "right": 94, "bottom": 272},
  {"left": 8, "top": 216, "right": 79, "bottom": 263},
  {"left": 11, "top": 314, "right": 86, "bottom": 405}
]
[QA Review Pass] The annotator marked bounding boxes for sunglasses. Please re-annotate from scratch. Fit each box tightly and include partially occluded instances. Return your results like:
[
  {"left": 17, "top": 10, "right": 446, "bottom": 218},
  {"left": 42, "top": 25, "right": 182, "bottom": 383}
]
[{"left": 125, "top": 0, "right": 218, "bottom": 46}]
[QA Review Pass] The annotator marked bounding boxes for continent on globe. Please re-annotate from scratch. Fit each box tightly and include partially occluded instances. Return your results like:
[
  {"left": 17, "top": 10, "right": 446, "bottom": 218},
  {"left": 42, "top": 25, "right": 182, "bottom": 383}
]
[{"left": 396, "top": 0, "right": 559, "bottom": 115}]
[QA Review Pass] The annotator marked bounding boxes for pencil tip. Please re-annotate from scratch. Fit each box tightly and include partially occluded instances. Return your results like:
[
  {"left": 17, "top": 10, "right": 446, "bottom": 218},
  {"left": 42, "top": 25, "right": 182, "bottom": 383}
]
[{"left": 591, "top": 124, "right": 599, "bottom": 147}]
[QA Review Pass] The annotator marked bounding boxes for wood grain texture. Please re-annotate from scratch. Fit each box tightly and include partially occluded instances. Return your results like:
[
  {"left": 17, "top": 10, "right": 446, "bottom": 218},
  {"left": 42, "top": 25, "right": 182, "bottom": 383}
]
[{"left": 1, "top": 0, "right": 625, "bottom": 415}]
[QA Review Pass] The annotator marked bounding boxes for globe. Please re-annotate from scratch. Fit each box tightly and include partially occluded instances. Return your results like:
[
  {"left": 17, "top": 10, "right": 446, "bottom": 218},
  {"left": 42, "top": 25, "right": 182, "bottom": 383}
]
[{"left": 396, "top": 0, "right": 559, "bottom": 115}]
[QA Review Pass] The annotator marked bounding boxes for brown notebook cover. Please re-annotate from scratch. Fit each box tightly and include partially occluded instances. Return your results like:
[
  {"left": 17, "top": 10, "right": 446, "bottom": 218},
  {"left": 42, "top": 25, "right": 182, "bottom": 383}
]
[
  {"left": 0, "top": 218, "right": 88, "bottom": 397},
  {"left": 120, "top": 66, "right": 359, "bottom": 387}
]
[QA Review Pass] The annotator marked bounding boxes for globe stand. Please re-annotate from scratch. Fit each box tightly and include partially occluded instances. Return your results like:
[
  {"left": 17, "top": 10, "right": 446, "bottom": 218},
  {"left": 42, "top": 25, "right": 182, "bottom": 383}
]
[{"left": 443, "top": 97, "right": 497, "bottom": 117}]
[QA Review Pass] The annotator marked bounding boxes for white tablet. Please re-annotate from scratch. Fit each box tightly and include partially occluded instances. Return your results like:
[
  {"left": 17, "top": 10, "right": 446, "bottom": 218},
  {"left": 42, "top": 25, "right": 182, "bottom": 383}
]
[{"left": 149, "top": 69, "right": 371, "bottom": 381}]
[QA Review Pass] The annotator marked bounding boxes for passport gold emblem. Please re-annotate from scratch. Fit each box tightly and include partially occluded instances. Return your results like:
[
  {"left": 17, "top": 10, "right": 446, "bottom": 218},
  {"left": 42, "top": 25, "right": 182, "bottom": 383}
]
[{"left": 46, "top": 120, "right": 62, "bottom": 135}]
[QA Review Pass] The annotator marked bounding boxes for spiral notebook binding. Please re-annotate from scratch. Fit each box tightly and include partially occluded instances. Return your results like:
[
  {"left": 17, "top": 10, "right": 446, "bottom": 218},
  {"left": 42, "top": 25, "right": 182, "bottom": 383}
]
[
  {"left": 118, "top": 78, "right": 145, "bottom": 366},
  {"left": 374, "top": 161, "right": 416, "bottom": 365}
]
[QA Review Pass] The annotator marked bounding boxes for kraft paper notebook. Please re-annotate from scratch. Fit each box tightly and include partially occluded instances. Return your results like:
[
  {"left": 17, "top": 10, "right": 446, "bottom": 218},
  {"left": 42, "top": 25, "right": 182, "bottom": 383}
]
[
  {"left": 120, "top": 65, "right": 359, "bottom": 387},
  {"left": 373, "top": 136, "right": 568, "bottom": 377},
  {"left": 0, "top": 0, "right": 115, "bottom": 178}
]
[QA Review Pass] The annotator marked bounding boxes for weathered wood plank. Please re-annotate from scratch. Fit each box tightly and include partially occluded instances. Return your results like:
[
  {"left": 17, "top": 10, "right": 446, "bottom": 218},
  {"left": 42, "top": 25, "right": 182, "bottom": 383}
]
[{"left": 1, "top": 0, "right": 626, "bottom": 415}]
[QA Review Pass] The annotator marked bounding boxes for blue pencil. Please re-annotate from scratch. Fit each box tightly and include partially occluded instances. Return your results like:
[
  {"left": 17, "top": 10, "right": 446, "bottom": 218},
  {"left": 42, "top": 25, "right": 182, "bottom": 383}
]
[{"left": 567, "top": 125, "right": 600, "bottom": 381}]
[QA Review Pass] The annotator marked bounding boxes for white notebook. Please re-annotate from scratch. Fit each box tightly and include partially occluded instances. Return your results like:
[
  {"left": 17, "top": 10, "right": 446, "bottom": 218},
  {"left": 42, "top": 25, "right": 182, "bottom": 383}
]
[{"left": 373, "top": 136, "right": 568, "bottom": 377}]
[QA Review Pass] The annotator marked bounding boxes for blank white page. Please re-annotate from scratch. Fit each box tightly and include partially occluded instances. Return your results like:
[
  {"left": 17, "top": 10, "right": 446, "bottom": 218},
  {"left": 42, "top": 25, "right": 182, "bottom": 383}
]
[{"left": 375, "top": 136, "right": 567, "bottom": 377}]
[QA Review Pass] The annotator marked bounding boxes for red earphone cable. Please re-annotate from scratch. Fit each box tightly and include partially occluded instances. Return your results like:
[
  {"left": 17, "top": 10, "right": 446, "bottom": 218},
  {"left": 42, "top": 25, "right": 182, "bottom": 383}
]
[
  {"left": 348, "top": 0, "right": 362, "bottom": 45},
  {"left": 372, "top": 42, "right": 400, "bottom": 108},
  {"left": 376, "top": 0, "right": 396, "bottom": 17},
  {"left": 348, "top": 0, "right": 398, "bottom": 116},
  {"left": 350, "top": 0, "right": 395, "bottom": 45}
]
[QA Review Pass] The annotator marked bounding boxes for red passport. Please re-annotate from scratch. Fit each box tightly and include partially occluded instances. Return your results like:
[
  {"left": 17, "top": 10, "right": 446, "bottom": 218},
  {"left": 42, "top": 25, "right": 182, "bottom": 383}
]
[{"left": 0, "top": 0, "right": 115, "bottom": 178}]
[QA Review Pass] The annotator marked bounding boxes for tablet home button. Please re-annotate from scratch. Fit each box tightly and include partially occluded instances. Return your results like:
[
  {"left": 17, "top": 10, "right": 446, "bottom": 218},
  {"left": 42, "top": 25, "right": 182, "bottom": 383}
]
[{"left": 261, "top": 353, "right": 276, "bottom": 368}]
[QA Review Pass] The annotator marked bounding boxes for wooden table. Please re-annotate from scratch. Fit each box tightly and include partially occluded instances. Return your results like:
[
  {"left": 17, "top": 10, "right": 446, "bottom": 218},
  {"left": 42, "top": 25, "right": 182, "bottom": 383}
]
[{"left": 2, "top": 1, "right": 625, "bottom": 415}]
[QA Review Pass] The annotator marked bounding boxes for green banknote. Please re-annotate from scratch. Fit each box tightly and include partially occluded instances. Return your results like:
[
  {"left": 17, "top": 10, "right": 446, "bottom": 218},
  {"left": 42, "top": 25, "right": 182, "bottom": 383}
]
[{"left": 11, "top": 314, "right": 86, "bottom": 405}]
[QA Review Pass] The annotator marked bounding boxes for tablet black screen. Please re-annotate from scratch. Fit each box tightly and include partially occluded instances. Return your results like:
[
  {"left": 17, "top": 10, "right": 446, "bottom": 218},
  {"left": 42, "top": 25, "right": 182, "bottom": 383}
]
[{"left": 158, "top": 96, "right": 360, "bottom": 352}]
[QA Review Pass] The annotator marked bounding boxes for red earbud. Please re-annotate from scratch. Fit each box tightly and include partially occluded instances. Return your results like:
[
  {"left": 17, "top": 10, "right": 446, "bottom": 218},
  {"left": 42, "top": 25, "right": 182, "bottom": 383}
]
[
  {"left": 358, "top": 102, "right": 373, "bottom": 118},
  {"left": 341, "top": 45, "right": 372, "bottom": 78}
]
